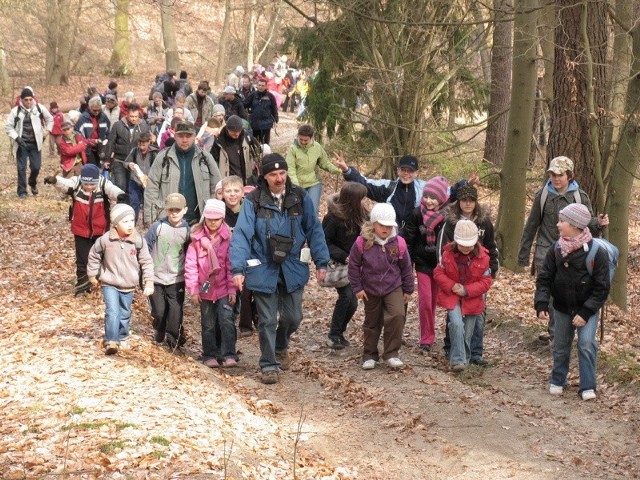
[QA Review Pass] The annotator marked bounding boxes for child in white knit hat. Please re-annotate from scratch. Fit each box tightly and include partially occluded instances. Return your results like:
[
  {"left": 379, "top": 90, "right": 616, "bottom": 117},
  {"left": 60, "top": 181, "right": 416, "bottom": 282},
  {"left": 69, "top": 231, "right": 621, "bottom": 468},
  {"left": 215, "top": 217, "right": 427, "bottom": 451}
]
[
  {"left": 434, "top": 219, "right": 493, "bottom": 372},
  {"left": 87, "top": 203, "right": 155, "bottom": 355}
]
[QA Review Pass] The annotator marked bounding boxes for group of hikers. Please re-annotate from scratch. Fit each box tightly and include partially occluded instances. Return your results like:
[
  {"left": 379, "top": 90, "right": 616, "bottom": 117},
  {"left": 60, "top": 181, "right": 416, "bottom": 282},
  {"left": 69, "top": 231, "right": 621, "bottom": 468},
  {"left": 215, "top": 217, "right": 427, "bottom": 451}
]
[{"left": 4, "top": 68, "right": 613, "bottom": 395}]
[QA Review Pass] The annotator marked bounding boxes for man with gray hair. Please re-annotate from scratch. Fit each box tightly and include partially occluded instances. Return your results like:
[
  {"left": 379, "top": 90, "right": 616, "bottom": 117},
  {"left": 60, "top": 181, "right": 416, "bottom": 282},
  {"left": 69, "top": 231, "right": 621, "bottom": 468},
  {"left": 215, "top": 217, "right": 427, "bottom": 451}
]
[{"left": 75, "top": 96, "right": 110, "bottom": 167}]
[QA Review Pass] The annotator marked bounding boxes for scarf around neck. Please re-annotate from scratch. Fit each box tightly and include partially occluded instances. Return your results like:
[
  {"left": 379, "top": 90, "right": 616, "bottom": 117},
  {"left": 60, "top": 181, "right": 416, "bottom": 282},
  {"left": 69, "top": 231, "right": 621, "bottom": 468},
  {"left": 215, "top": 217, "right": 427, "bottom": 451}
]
[
  {"left": 558, "top": 228, "right": 592, "bottom": 258},
  {"left": 420, "top": 201, "right": 444, "bottom": 245},
  {"left": 199, "top": 224, "right": 222, "bottom": 276}
]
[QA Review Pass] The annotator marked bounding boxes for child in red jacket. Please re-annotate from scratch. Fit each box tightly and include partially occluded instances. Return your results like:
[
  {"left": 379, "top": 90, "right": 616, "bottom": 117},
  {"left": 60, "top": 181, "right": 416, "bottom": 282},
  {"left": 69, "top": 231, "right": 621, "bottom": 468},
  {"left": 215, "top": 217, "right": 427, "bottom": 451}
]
[
  {"left": 49, "top": 101, "right": 64, "bottom": 156},
  {"left": 434, "top": 219, "right": 492, "bottom": 372},
  {"left": 58, "top": 121, "right": 87, "bottom": 178}
]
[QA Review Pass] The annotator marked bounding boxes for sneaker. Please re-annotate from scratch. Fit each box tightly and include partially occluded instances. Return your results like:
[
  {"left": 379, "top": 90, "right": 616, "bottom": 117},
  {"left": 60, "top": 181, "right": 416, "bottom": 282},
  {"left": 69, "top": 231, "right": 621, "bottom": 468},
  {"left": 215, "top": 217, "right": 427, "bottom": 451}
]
[
  {"left": 154, "top": 330, "right": 165, "bottom": 344},
  {"left": 386, "top": 357, "right": 404, "bottom": 369},
  {"left": 222, "top": 358, "right": 238, "bottom": 368},
  {"left": 261, "top": 370, "right": 279, "bottom": 384},
  {"left": 419, "top": 344, "right": 432, "bottom": 352},
  {"left": 581, "top": 389, "right": 596, "bottom": 401},
  {"left": 470, "top": 358, "right": 489, "bottom": 367},
  {"left": 276, "top": 350, "right": 291, "bottom": 370},
  {"left": 339, "top": 335, "right": 351, "bottom": 347},
  {"left": 327, "top": 337, "right": 345, "bottom": 350},
  {"left": 238, "top": 328, "right": 253, "bottom": 338},
  {"left": 18, "top": 194, "right": 27, "bottom": 200},
  {"left": 362, "top": 359, "right": 376, "bottom": 370},
  {"left": 119, "top": 339, "right": 131, "bottom": 350},
  {"left": 451, "top": 364, "right": 466, "bottom": 372},
  {"left": 104, "top": 341, "right": 119, "bottom": 355},
  {"left": 30, "top": 186, "right": 38, "bottom": 196},
  {"left": 204, "top": 358, "right": 220, "bottom": 368},
  {"left": 549, "top": 384, "right": 564, "bottom": 395}
]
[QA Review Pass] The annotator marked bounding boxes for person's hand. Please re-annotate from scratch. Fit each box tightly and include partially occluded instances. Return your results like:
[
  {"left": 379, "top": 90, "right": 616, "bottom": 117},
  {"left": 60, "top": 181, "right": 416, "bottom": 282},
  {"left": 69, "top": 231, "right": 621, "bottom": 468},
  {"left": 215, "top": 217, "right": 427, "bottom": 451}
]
[
  {"left": 43, "top": 130, "right": 50, "bottom": 138},
  {"left": 355, "top": 290, "right": 368, "bottom": 302},
  {"left": 572, "top": 314, "right": 586, "bottom": 328},
  {"left": 15, "top": 138, "right": 26, "bottom": 148},
  {"left": 103, "top": 161, "right": 110, "bottom": 170},
  {"left": 233, "top": 275, "right": 245, "bottom": 291},
  {"left": 143, "top": 284, "right": 154, "bottom": 296},
  {"left": 452, "top": 283, "right": 465, "bottom": 296},
  {"left": 332, "top": 152, "right": 348, "bottom": 172},
  {"left": 88, "top": 276, "right": 99, "bottom": 287},
  {"left": 468, "top": 173, "right": 480, "bottom": 186},
  {"left": 127, "top": 163, "right": 136, "bottom": 170},
  {"left": 116, "top": 193, "right": 130, "bottom": 204},
  {"left": 228, "top": 294, "right": 236, "bottom": 305},
  {"left": 316, "top": 269, "right": 327, "bottom": 283},
  {"left": 538, "top": 311, "right": 549, "bottom": 320},
  {"left": 598, "top": 214, "right": 609, "bottom": 227},
  {"left": 191, "top": 294, "right": 201, "bottom": 305},
  {"left": 44, "top": 176, "right": 57, "bottom": 185},
  {"left": 403, "top": 293, "right": 411, "bottom": 304}
]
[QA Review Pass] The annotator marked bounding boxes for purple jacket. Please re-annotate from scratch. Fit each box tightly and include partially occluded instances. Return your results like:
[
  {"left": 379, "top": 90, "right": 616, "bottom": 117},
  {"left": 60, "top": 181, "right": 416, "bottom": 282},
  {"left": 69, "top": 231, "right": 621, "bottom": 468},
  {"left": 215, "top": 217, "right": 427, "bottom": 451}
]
[{"left": 348, "top": 235, "right": 414, "bottom": 297}]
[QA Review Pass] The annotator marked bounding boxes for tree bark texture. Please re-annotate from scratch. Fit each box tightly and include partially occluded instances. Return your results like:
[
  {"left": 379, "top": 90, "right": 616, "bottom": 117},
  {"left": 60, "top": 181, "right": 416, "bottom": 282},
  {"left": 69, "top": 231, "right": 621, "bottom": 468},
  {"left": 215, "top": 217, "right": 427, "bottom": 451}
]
[
  {"left": 45, "top": 0, "right": 79, "bottom": 85},
  {"left": 215, "top": 0, "right": 233, "bottom": 86},
  {"left": 246, "top": 0, "right": 258, "bottom": 74},
  {"left": 483, "top": 0, "right": 513, "bottom": 165},
  {"left": 547, "top": 0, "right": 608, "bottom": 200},
  {"left": 108, "top": 0, "right": 130, "bottom": 76},
  {"left": 495, "top": 0, "right": 539, "bottom": 271},
  {"left": 160, "top": 0, "right": 180, "bottom": 73}
]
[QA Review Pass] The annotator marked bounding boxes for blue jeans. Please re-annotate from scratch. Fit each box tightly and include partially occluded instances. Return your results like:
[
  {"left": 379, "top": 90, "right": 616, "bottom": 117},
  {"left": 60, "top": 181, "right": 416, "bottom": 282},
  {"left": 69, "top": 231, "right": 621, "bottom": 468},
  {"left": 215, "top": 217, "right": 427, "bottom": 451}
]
[
  {"left": 470, "top": 312, "right": 485, "bottom": 361},
  {"left": 305, "top": 183, "right": 323, "bottom": 217},
  {"left": 448, "top": 303, "right": 479, "bottom": 366},
  {"left": 102, "top": 286, "right": 134, "bottom": 343},
  {"left": 328, "top": 283, "right": 357, "bottom": 340},
  {"left": 200, "top": 297, "right": 237, "bottom": 362},
  {"left": 253, "top": 281, "right": 304, "bottom": 371},
  {"left": 551, "top": 310, "right": 599, "bottom": 392},
  {"left": 16, "top": 143, "right": 41, "bottom": 196},
  {"left": 128, "top": 180, "right": 144, "bottom": 224}
]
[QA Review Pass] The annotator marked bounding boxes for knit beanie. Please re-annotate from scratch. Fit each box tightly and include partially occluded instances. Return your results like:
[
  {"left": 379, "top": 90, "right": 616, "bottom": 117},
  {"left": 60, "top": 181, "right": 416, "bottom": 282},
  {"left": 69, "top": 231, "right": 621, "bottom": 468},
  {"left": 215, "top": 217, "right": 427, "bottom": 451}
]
[
  {"left": 202, "top": 199, "right": 226, "bottom": 219},
  {"left": 20, "top": 87, "right": 33, "bottom": 99},
  {"left": 370, "top": 203, "right": 397, "bottom": 227},
  {"left": 422, "top": 176, "right": 449, "bottom": 205},
  {"left": 261, "top": 153, "right": 288, "bottom": 176},
  {"left": 454, "top": 219, "right": 479, "bottom": 247},
  {"left": 559, "top": 203, "right": 591, "bottom": 230},
  {"left": 110, "top": 203, "right": 135, "bottom": 226},
  {"left": 226, "top": 115, "right": 244, "bottom": 132},
  {"left": 79, "top": 164, "right": 100, "bottom": 184},
  {"left": 456, "top": 184, "right": 478, "bottom": 201},
  {"left": 213, "top": 104, "right": 225, "bottom": 116}
]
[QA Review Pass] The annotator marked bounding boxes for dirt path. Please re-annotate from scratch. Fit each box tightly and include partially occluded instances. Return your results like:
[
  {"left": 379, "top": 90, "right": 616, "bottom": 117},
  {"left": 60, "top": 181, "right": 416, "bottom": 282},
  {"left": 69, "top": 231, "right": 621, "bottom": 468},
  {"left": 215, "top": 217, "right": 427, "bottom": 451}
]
[{"left": 1, "top": 117, "right": 639, "bottom": 479}]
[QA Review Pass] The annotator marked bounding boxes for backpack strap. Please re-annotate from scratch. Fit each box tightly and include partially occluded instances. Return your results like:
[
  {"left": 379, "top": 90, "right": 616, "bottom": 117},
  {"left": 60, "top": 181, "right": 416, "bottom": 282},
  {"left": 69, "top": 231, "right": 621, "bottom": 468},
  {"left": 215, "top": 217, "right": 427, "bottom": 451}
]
[
  {"left": 585, "top": 239, "right": 599, "bottom": 277},
  {"left": 540, "top": 188, "right": 582, "bottom": 219}
]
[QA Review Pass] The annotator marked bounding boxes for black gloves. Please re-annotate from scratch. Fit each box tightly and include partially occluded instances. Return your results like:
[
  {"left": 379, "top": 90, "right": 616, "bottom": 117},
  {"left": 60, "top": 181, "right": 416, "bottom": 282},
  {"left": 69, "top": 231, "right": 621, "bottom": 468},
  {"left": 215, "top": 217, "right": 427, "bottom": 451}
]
[
  {"left": 15, "top": 138, "right": 26, "bottom": 148},
  {"left": 116, "top": 193, "right": 130, "bottom": 205},
  {"left": 44, "top": 176, "right": 57, "bottom": 185}
]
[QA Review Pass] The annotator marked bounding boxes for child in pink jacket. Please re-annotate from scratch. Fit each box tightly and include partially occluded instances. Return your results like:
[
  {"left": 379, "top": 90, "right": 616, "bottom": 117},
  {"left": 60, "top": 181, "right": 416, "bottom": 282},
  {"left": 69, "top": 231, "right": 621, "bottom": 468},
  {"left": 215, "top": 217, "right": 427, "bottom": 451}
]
[{"left": 185, "top": 199, "right": 237, "bottom": 368}]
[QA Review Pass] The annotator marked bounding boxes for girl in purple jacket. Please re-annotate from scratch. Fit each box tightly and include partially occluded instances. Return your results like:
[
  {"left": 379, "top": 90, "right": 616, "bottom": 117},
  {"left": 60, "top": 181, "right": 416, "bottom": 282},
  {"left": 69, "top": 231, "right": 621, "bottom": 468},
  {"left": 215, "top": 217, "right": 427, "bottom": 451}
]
[
  {"left": 185, "top": 199, "right": 238, "bottom": 368},
  {"left": 348, "top": 203, "right": 414, "bottom": 370}
]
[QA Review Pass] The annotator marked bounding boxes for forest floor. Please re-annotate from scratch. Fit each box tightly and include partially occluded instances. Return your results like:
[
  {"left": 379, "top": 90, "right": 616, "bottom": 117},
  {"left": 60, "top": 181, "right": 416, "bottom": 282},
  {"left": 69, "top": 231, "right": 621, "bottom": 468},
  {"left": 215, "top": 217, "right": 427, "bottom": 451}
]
[{"left": 1, "top": 83, "right": 640, "bottom": 479}]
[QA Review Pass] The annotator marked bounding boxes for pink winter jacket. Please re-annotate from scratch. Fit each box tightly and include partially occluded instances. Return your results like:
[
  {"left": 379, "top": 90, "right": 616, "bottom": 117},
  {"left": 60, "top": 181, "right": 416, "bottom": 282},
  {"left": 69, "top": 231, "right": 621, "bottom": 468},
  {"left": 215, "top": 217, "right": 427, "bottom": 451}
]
[{"left": 184, "top": 223, "right": 234, "bottom": 302}]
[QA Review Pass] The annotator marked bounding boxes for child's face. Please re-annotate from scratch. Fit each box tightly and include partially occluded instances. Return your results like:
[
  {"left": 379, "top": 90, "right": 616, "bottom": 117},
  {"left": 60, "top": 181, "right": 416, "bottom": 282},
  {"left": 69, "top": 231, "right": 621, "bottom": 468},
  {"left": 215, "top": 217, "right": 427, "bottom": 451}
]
[
  {"left": 459, "top": 197, "right": 476, "bottom": 216},
  {"left": 215, "top": 188, "right": 224, "bottom": 200},
  {"left": 557, "top": 219, "right": 580, "bottom": 238},
  {"left": 422, "top": 194, "right": 441, "bottom": 211},
  {"left": 205, "top": 217, "right": 224, "bottom": 233},
  {"left": 223, "top": 184, "right": 243, "bottom": 207},
  {"left": 549, "top": 171, "right": 569, "bottom": 191},
  {"left": 167, "top": 207, "right": 187, "bottom": 225},
  {"left": 458, "top": 244, "right": 475, "bottom": 255},
  {"left": 82, "top": 182, "right": 98, "bottom": 192},
  {"left": 373, "top": 222, "right": 394, "bottom": 240},
  {"left": 116, "top": 216, "right": 135, "bottom": 236},
  {"left": 138, "top": 140, "right": 151, "bottom": 154}
]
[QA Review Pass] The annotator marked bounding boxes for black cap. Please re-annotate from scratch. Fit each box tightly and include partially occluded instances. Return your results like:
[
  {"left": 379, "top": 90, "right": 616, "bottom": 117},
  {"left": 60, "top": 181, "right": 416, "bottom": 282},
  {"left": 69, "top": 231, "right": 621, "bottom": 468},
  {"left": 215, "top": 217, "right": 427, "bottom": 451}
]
[
  {"left": 261, "top": 153, "right": 288, "bottom": 176},
  {"left": 398, "top": 155, "right": 418, "bottom": 171},
  {"left": 175, "top": 121, "right": 195, "bottom": 134},
  {"left": 226, "top": 115, "right": 244, "bottom": 132}
]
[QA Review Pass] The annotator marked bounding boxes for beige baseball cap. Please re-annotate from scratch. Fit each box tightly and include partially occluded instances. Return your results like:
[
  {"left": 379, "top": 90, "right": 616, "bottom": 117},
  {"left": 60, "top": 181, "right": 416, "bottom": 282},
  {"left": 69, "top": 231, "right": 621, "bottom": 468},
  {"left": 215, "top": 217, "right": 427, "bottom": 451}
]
[
  {"left": 547, "top": 156, "right": 574, "bottom": 174},
  {"left": 165, "top": 193, "right": 186, "bottom": 209}
]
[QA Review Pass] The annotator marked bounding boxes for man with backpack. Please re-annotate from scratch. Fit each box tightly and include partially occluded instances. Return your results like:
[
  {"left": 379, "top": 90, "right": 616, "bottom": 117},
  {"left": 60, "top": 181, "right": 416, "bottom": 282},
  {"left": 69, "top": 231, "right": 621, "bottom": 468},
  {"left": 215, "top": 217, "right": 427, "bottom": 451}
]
[
  {"left": 5, "top": 87, "right": 54, "bottom": 198},
  {"left": 144, "top": 121, "right": 221, "bottom": 226},
  {"left": 230, "top": 154, "right": 329, "bottom": 384},
  {"left": 210, "top": 115, "right": 261, "bottom": 185},
  {"left": 518, "top": 156, "right": 609, "bottom": 342}
]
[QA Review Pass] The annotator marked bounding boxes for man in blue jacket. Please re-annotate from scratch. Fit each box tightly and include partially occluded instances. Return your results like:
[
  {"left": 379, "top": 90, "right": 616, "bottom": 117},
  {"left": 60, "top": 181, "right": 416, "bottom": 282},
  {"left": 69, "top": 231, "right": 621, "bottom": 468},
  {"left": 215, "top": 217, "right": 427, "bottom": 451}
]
[
  {"left": 244, "top": 79, "right": 278, "bottom": 145},
  {"left": 231, "top": 153, "right": 329, "bottom": 385}
]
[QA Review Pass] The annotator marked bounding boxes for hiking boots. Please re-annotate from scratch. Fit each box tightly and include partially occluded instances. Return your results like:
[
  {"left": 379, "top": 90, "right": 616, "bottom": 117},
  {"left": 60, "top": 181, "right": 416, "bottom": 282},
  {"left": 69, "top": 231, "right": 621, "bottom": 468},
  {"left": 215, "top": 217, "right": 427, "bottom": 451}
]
[
  {"left": 261, "top": 370, "right": 279, "bottom": 384},
  {"left": 104, "top": 341, "right": 119, "bottom": 355},
  {"left": 276, "top": 350, "right": 291, "bottom": 370}
]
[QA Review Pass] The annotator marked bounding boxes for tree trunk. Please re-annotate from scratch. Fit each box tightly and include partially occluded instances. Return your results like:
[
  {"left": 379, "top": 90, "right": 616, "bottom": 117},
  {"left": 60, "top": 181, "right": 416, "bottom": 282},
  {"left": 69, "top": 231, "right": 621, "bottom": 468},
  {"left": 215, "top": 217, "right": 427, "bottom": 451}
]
[
  {"left": 246, "top": 0, "right": 258, "bottom": 73},
  {"left": 607, "top": 4, "right": 640, "bottom": 310},
  {"left": 256, "top": 0, "right": 284, "bottom": 65},
  {"left": 0, "top": 42, "right": 9, "bottom": 95},
  {"left": 470, "top": 1, "right": 492, "bottom": 84},
  {"left": 45, "top": 0, "right": 76, "bottom": 85},
  {"left": 160, "top": 0, "right": 180, "bottom": 72},
  {"left": 447, "top": 37, "right": 458, "bottom": 128},
  {"left": 483, "top": 0, "right": 513, "bottom": 165},
  {"left": 547, "top": 0, "right": 608, "bottom": 200},
  {"left": 215, "top": 0, "right": 233, "bottom": 86},
  {"left": 495, "top": 0, "right": 539, "bottom": 271},
  {"left": 107, "top": 0, "right": 130, "bottom": 76}
]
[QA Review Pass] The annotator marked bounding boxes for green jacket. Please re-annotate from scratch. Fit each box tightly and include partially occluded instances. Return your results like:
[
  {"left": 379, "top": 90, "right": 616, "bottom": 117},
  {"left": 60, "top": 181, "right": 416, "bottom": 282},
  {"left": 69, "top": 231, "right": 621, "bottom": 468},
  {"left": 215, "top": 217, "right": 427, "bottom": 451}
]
[{"left": 286, "top": 139, "right": 341, "bottom": 188}]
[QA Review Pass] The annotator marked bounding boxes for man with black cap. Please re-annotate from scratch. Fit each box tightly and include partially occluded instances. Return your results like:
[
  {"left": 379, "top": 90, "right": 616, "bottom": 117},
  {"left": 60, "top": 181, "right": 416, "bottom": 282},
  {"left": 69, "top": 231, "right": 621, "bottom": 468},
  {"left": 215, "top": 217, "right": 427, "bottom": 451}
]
[
  {"left": 334, "top": 153, "right": 477, "bottom": 234},
  {"left": 210, "top": 115, "right": 261, "bottom": 184},
  {"left": 221, "top": 86, "right": 248, "bottom": 121},
  {"left": 230, "top": 153, "right": 330, "bottom": 384},
  {"left": 144, "top": 121, "right": 221, "bottom": 226},
  {"left": 5, "top": 87, "right": 54, "bottom": 198},
  {"left": 185, "top": 81, "right": 217, "bottom": 129}
]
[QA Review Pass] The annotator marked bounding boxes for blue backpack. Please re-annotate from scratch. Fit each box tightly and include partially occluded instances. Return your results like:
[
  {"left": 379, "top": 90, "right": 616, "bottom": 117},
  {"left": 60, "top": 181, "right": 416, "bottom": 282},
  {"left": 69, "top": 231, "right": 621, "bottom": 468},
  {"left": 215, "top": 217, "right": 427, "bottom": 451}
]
[{"left": 585, "top": 238, "right": 619, "bottom": 282}]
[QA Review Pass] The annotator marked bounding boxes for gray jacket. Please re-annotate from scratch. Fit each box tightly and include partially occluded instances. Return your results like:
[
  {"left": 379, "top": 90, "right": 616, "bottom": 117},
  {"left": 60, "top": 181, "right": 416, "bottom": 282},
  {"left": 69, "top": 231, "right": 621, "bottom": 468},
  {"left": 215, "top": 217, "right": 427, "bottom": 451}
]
[
  {"left": 144, "top": 144, "right": 221, "bottom": 223},
  {"left": 5, "top": 101, "right": 54, "bottom": 155}
]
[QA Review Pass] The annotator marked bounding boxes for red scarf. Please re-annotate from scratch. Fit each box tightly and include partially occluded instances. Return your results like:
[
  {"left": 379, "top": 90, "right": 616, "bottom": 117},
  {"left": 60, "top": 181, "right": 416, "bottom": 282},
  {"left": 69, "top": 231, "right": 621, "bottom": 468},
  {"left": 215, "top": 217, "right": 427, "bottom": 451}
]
[{"left": 420, "top": 200, "right": 444, "bottom": 245}]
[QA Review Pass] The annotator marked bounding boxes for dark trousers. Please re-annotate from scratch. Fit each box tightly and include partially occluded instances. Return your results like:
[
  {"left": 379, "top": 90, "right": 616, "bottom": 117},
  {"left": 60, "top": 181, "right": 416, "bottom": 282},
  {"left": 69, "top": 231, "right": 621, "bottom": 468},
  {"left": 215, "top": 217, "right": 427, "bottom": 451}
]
[
  {"left": 86, "top": 148, "right": 101, "bottom": 167},
  {"left": 110, "top": 159, "right": 130, "bottom": 193},
  {"left": 16, "top": 143, "right": 41, "bottom": 196},
  {"left": 149, "top": 282, "right": 186, "bottom": 346},
  {"left": 74, "top": 235, "right": 99, "bottom": 292},
  {"left": 238, "top": 287, "right": 258, "bottom": 331},
  {"left": 252, "top": 128, "right": 271, "bottom": 145},
  {"left": 328, "top": 284, "right": 357, "bottom": 340},
  {"left": 128, "top": 180, "right": 144, "bottom": 224}
]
